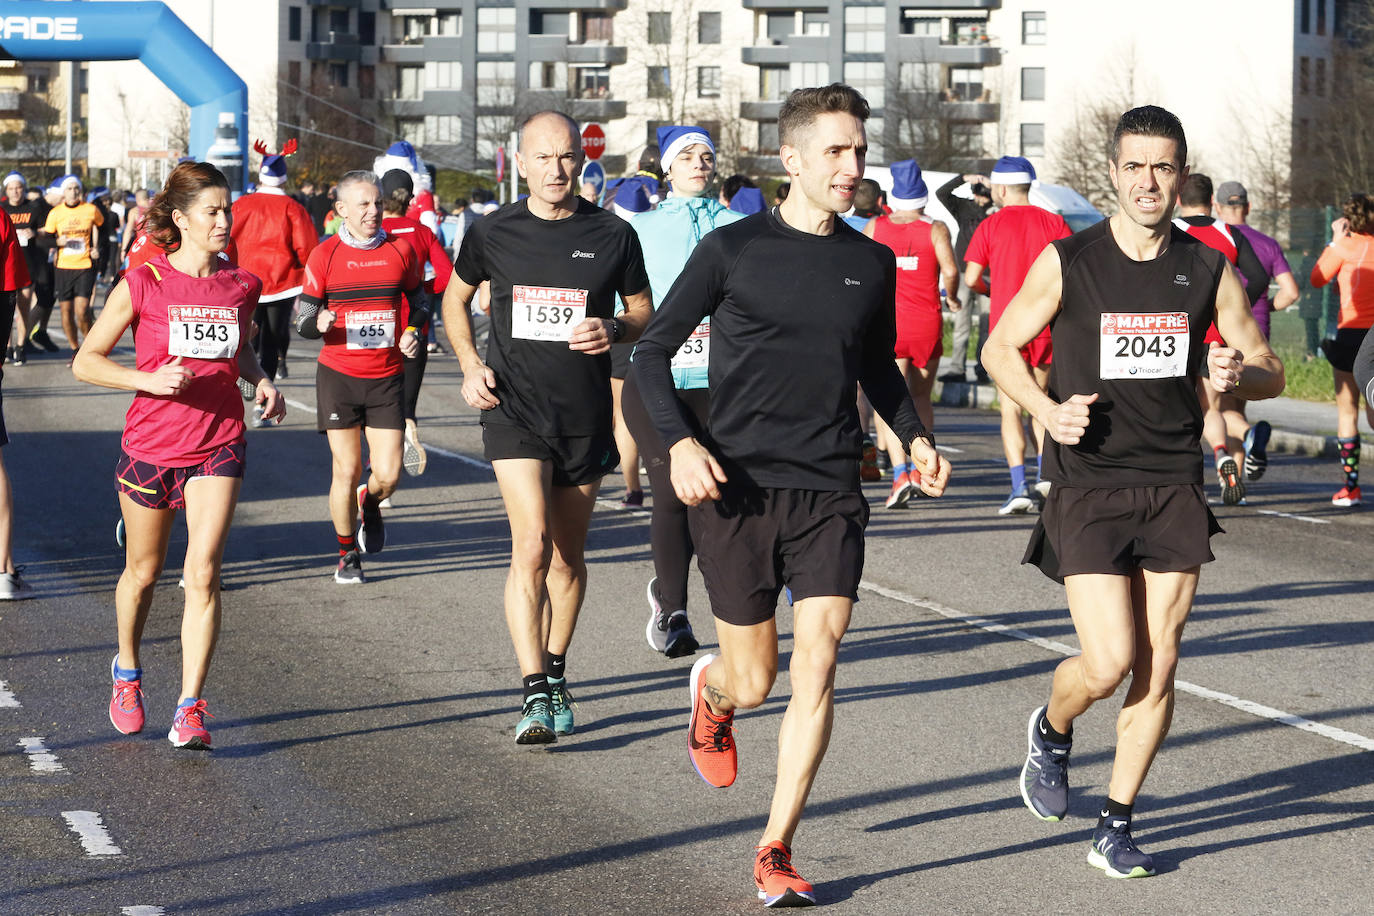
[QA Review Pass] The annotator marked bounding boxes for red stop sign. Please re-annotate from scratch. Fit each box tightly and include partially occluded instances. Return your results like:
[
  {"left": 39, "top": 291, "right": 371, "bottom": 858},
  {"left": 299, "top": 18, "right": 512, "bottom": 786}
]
[{"left": 582, "top": 124, "right": 605, "bottom": 160}]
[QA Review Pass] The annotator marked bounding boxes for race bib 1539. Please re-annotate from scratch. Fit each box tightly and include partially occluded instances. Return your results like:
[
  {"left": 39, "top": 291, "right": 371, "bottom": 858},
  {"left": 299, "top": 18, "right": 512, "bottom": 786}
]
[
  {"left": 1100, "top": 312, "right": 1189, "bottom": 380},
  {"left": 167, "top": 305, "right": 239, "bottom": 360},
  {"left": 511, "top": 285, "right": 588, "bottom": 342}
]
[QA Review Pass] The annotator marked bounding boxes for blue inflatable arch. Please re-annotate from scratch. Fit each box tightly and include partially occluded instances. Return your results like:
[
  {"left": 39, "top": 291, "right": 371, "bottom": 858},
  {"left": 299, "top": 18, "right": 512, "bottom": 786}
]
[{"left": 0, "top": 1, "right": 248, "bottom": 190}]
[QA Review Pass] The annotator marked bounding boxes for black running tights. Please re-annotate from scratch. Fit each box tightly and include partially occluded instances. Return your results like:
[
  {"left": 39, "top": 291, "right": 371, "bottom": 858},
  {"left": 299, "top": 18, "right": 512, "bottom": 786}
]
[
  {"left": 252, "top": 298, "right": 294, "bottom": 380},
  {"left": 620, "top": 371, "right": 709, "bottom": 611},
  {"left": 403, "top": 344, "right": 427, "bottom": 422}
]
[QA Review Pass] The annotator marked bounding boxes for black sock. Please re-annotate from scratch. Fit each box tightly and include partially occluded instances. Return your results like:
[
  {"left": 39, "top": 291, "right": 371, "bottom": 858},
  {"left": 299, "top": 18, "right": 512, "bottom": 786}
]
[
  {"left": 1039, "top": 708, "right": 1072, "bottom": 745},
  {"left": 546, "top": 653, "right": 566, "bottom": 682},
  {"left": 1098, "top": 797, "right": 1133, "bottom": 829},
  {"left": 522, "top": 674, "right": 549, "bottom": 703}
]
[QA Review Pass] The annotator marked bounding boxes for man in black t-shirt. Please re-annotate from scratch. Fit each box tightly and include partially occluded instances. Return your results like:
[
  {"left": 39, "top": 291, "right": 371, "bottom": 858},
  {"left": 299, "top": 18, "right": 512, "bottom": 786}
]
[
  {"left": 440, "top": 110, "right": 652, "bottom": 747},
  {"left": 984, "top": 106, "right": 1283, "bottom": 880},
  {"left": 631, "top": 84, "right": 950, "bottom": 907}
]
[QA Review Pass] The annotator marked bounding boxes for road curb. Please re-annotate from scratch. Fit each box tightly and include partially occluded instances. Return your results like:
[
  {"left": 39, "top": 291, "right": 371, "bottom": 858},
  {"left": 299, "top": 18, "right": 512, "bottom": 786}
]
[{"left": 933, "top": 379, "right": 1351, "bottom": 459}]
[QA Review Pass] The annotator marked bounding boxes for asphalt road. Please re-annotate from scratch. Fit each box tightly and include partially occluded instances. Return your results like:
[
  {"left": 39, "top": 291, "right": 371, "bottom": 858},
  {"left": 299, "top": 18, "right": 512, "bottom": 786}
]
[{"left": 2, "top": 337, "right": 1371, "bottom": 915}]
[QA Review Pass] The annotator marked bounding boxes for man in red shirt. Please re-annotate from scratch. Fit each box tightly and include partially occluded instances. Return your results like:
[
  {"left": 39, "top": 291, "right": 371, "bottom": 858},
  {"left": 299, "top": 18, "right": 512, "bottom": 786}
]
[
  {"left": 0, "top": 205, "right": 33, "bottom": 598},
  {"left": 964, "top": 156, "right": 1071, "bottom": 515},
  {"left": 296, "top": 171, "right": 426, "bottom": 584}
]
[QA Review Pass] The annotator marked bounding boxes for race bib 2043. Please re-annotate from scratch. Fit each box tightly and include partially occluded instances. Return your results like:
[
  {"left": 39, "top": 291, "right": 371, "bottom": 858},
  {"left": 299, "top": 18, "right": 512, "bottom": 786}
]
[
  {"left": 511, "top": 285, "right": 588, "bottom": 342},
  {"left": 1099, "top": 312, "right": 1189, "bottom": 380},
  {"left": 345, "top": 309, "right": 397, "bottom": 350},
  {"left": 167, "top": 305, "right": 240, "bottom": 360}
]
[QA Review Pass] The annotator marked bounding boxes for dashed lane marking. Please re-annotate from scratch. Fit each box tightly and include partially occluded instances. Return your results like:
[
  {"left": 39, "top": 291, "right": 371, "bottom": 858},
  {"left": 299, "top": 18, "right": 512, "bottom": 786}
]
[
  {"left": 0, "top": 680, "right": 19, "bottom": 708},
  {"left": 122, "top": 907, "right": 167, "bottom": 915},
  {"left": 858, "top": 580, "right": 1374, "bottom": 753},
  {"left": 61, "top": 810, "right": 122, "bottom": 856},
  {"left": 18, "top": 737, "right": 66, "bottom": 773},
  {"left": 1255, "top": 508, "right": 1331, "bottom": 525}
]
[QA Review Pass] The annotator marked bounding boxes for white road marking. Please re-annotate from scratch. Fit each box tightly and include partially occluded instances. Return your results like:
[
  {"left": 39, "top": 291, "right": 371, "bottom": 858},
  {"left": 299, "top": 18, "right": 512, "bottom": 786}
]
[
  {"left": 1255, "top": 508, "right": 1330, "bottom": 525},
  {"left": 61, "top": 810, "right": 122, "bottom": 856},
  {"left": 424, "top": 443, "right": 493, "bottom": 471},
  {"left": 122, "top": 907, "right": 167, "bottom": 915},
  {"left": 858, "top": 580, "right": 1374, "bottom": 753},
  {"left": 18, "top": 737, "right": 66, "bottom": 773},
  {"left": 0, "top": 680, "right": 19, "bottom": 708},
  {"left": 936, "top": 444, "right": 963, "bottom": 454}
]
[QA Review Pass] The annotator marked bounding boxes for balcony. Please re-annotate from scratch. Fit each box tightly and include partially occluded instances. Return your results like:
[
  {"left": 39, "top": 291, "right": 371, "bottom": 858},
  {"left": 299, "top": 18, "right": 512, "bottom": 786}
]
[
  {"left": 380, "top": 35, "right": 462, "bottom": 64},
  {"left": 522, "top": 0, "right": 627, "bottom": 10},
  {"left": 941, "top": 99, "right": 1000, "bottom": 121},
  {"left": 527, "top": 35, "right": 627, "bottom": 66},
  {"left": 388, "top": 0, "right": 463, "bottom": 9},
  {"left": 307, "top": 31, "right": 361, "bottom": 62},
  {"left": 307, "top": 0, "right": 361, "bottom": 7},
  {"left": 894, "top": 34, "right": 1000, "bottom": 66},
  {"left": 740, "top": 100, "right": 783, "bottom": 121},
  {"left": 568, "top": 96, "right": 626, "bottom": 121},
  {"left": 741, "top": 35, "right": 829, "bottom": 65}
]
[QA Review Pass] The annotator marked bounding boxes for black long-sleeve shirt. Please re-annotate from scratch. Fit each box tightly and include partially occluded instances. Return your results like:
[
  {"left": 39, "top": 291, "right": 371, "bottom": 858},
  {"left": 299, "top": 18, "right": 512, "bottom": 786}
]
[
  {"left": 630, "top": 207, "right": 929, "bottom": 492},
  {"left": 935, "top": 175, "right": 991, "bottom": 266}
]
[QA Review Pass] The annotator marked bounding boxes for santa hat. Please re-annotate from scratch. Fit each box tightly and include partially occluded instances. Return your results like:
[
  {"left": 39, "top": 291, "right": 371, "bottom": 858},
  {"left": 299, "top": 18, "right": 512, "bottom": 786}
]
[
  {"left": 60, "top": 174, "right": 83, "bottom": 191},
  {"left": 656, "top": 125, "right": 715, "bottom": 175},
  {"left": 3, "top": 171, "right": 24, "bottom": 189},
  {"left": 374, "top": 140, "right": 432, "bottom": 192},
  {"left": 254, "top": 139, "right": 298, "bottom": 187},
  {"left": 887, "top": 159, "right": 928, "bottom": 209},
  {"left": 611, "top": 179, "right": 653, "bottom": 221},
  {"left": 728, "top": 187, "right": 765, "bottom": 215},
  {"left": 990, "top": 155, "right": 1037, "bottom": 185}
]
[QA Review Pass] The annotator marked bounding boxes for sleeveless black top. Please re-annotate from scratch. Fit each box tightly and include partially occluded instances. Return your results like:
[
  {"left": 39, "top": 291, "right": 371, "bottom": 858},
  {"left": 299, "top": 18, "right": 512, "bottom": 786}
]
[{"left": 1044, "top": 220, "right": 1227, "bottom": 487}]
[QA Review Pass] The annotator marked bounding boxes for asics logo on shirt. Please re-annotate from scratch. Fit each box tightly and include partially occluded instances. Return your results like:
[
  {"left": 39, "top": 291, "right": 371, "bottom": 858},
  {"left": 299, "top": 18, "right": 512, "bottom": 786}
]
[{"left": 571, "top": 250, "right": 596, "bottom": 259}]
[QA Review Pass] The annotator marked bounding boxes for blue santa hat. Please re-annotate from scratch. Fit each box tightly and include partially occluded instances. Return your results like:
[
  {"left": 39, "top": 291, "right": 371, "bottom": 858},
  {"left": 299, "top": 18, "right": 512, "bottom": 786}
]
[
  {"left": 728, "top": 186, "right": 765, "bottom": 215},
  {"left": 990, "top": 155, "right": 1037, "bottom": 185},
  {"left": 59, "top": 174, "right": 83, "bottom": 191},
  {"left": 384, "top": 140, "right": 420, "bottom": 171},
  {"left": 3, "top": 171, "right": 24, "bottom": 189},
  {"left": 254, "top": 138, "right": 298, "bottom": 187},
  {"left": 887, "top": 159, "right": 928, "bottom": 209},
  {"left": 656, "top": 125, "right": 715, "bottom": 176},
  {"left": 611, "top": 179, "right": 653, "bottom": 221}
]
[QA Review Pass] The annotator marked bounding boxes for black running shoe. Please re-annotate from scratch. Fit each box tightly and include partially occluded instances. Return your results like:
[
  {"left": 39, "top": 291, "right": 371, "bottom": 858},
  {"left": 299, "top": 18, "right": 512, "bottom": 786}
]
[
  {"left": 356, "top": 484, "right": 385, "bottom": 554},
  {"left": 1243, "top": 420, "right": 1271, "bottom": 481},
  {"left": 1020, "top": 706, "right": 1071, "bottom": 821},
  {"left": 1217, "top": 456, "right": 1246, "bottom": 506},
  {"left": 30, "top": 328, "right": 59, "bottom": 353},
  {"left": 1088, "top": 817, "right": 1156, "bottom": 878},
  {"left": 335, "top": 551, "right": 364, "bottom": 584}
]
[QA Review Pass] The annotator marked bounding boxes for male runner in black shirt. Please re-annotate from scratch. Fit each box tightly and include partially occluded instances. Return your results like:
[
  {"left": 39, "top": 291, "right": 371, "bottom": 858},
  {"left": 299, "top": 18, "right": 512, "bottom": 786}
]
[
  {"left": 984, "top": 105, "right": 1283, "bottom": 879},
  {"left": 632, "top": 83, "right": 951, "bottom": 907},
  {"left": 440, "top": 111, "right": 653, "bottom": 746}
]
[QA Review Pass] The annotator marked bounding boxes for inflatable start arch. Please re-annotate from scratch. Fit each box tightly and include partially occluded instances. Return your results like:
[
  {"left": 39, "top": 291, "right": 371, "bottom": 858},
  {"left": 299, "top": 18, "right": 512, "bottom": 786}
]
[{"left": 0, "top": 0, "right": 248, "bottom": 189}]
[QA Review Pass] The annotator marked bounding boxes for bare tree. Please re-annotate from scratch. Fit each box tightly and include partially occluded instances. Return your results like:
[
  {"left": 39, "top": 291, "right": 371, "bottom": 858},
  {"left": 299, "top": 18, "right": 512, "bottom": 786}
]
[
  {"left": 1048, "top": 46, "right": 1141, "bottom": 213},
  {"left": 1296, "top": 0, "right": 1374, "bottom": 209}
]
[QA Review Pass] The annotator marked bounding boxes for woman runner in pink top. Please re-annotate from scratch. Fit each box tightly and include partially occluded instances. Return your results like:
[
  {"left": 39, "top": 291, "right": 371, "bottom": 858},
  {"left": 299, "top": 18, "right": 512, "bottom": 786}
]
[{"left": 73, "top": 162, "right": 284, "bottom": 749}]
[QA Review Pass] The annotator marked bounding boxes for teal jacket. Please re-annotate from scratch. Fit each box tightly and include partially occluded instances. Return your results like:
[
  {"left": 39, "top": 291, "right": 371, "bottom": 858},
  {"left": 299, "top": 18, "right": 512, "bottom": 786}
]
[{"left": 630, "top": 196, "right": 745, "bottom": 389}]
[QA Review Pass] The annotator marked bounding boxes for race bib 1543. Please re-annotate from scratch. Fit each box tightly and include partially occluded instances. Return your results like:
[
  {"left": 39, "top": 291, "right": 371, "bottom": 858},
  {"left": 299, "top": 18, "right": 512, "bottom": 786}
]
[
  {"left": 1099, "top": 312, "right": 1189, "bottom": 380},
  {"left": 167, "top": 305, "right": 239, "bottom": 360},
  {"left": 511, "top": 285, "right": 588, "bottom": 342}
]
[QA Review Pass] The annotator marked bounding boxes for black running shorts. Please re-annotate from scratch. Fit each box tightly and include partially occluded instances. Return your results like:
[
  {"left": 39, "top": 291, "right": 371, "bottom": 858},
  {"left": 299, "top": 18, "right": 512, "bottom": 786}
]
[
  {"left": 1023, "top": 483, "right": 1222, "bottom": 583},
  {"left": 1320, "top": 326, "right": 1371, "bottom": 374},
  {"left": 609, "top": 341, "right": 633, "bottom": 380},
  {"left": 689, "top": 486, "right": 869, "bottom": 626},
  {"left": 54, "top": 267, "right": 96, "bottom": 301},
  {"left": 315, "top": 362, "right": 405, "bottom": 432},
  {"left": 482, "top": 421, "right": 618, "bottom": 488},
  {"left": 116, "top": 442, "right": 246, "bottom": 510}
]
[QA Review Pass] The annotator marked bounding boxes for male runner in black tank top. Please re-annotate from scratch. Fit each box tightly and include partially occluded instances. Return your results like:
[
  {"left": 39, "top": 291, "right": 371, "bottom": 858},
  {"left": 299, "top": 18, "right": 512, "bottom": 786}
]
[
  {"left": 632, "top": 84, "right": 951, "bottom": 907},
  {"left": 983, "top": 106, "right": 1283, "bottom": 879}
]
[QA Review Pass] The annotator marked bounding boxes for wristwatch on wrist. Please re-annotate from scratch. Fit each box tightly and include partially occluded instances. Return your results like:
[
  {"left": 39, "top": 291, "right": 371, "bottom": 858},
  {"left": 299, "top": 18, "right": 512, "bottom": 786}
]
[{"left": 610, "top": 317, "right": 624, "bottom": 342}]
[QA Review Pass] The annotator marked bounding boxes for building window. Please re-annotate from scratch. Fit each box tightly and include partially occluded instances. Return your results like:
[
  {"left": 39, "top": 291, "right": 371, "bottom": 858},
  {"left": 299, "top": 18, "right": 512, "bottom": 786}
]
[
  {"left": 648, "top": 66, "right": 671, "bottom": 99},
  {"left": 358, "top": 65, "right": 374, "bottom": 99},
  {"left": 1301, "top": 0, "right": 1310, "bottom": 33},
  {"left": 436, "top": 13, "right": 459, "bottom": 36},
  {"left": 765, "top": 12, "right": 792, "bottom": 43},
  {"left": 286, "top": 60, "right": 300, "bottom": 89},
  {"left": 330, "top": 63, "right": 349, "bottom": 88},
  {"left": 1021, "top": 123, "right": 1045, "bottom": 157},
  {"left": 801, "top": 12, "right": 829, "bottom": 36},
  {"left": 529, "top": 61, "right": 565, "bottom": 91},
  {"left": 476, "top": 60, "right": 515, "bottom": 105},
  {"left": 952, "top": 19, "right": 988, "bottom": 45},
  {"left": 1021, "top": 67, "right": 1045, "bottom": 101},
  {"left": 1318, "top": 0, "right": 1327, "bottom": 35},
  {"left": 867, "top": 117, "right": 884, "bottom": 163},
  {"left": 1022, "top": 11, "right": 1046, "bottom": 45},
  {"left": 393, "top": 15, "right": 425, "bottom": 43},
  {"left": 1316, "top": 57, "right": 1327, "bottom": 96},
  {"left": 793, "top": 61, "right": 830, "bottom": 87},
  {"left": 329, "top": 8, "right": 348, "bottom": 33},
  {"left": 425, "top": 114, "right": 461, "bottom": 144},
  {"left": 399, "top": 119, "right": 424, "bottom": 146},
  {"left": 698, "top": 12, "right": 721, "bottom": 44},
  {"left": 1299, "top": 56, "right": 1310, "bottom": 94},
  {"left": 698, "top": 66, "right": 721, "bottom": 98},
  {"left": 27, "top": 72, "right": 49, "bottom": 94},
  {"left": 426, "top": 60, "right": 461, "bottom": 91},
  {"left": 577, "top": 67, "right": 611, "bottom": 98},
  {"left": 583, "top": 13, "right": 613, "bottom": 43},
  {"left": 477, "top": 7, "right": 515, "bottom": 53},
  {"left": 398, "top": 65, "right": 423, "bottom": 100},
  {"left": 899, "top": 62, "right": 938, "bottom": 92},
  {"left": 649, "top": 12, "right": 672, "bottom": 45},
  {"left": 843, "top": 61, "right": 884, "bottom": 109},
  {"left": 759, "top": 65, "right": 791, "bottom": 101},
  {"left": 844, "top": 5, "right": 885, "bottom": 53},
  {"left": 532, "top": 11, "right": 570, "bottom": 35},
  {"left": 951, "top": 123, "right": 983, "bottom": 157},
  {"left": 949, "top": 67, "right": 984, "bottom": 102},
  {"left": 288, "top": 6, "right": 301, "bottom": 42},
  {"left": 759, "top": 121, "right": 779, "bottom": 152},
  {"left": 359, "top": 11, "right": 375, "bottom": 45},
  {"left": 900, "top": 14, "right": 940, "bottom": 37}
]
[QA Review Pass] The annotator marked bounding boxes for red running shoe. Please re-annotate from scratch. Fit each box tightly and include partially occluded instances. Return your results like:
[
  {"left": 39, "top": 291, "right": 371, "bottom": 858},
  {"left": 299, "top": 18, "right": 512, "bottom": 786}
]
[
  {"left": 109, "top": 654, "right": 144, "bottom": 735},
  {"left": 688, "top": 654, "right": 736, "bottom": 787},
  {"left": 1332, "top": 485, "right": 1362, "bottom": 508},
  {"left": 754, "top": 841, "right": 816, "bottom": 907},
  {"left": 168, "top": 699, "right": 214, "bottom": 749}
]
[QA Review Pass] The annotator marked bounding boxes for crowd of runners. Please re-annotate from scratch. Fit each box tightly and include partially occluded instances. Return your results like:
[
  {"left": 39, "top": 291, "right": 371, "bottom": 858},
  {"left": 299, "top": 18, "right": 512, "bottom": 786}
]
[{"left": 6, "top": 81, "right": 1374, "bottom": 907}]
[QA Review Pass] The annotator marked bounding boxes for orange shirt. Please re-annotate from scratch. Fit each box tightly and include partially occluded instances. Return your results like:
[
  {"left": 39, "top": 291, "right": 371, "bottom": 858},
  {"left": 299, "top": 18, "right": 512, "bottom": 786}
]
[
  {"left": 1312, "top": 233, "right": 1374, "bottom": 329},
  {"left": 42, "top": 201, "right": 103, "bottom": 270}
]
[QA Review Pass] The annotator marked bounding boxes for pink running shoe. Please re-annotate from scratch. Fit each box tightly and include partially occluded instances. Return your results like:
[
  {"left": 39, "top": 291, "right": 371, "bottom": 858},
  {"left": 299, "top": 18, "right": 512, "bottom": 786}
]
[
  {"left": 109, "top": 654, "right": 145, "bottom": 735},
  {"left": 168, "top": 699, "right": 214, "bottom": 749}
]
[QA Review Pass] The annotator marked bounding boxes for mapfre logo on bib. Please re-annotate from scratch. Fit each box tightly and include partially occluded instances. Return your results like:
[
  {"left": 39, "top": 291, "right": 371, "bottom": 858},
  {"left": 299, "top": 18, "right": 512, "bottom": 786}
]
[{"left": 511, "top": 285, "right": 588, "bottom": 342}]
